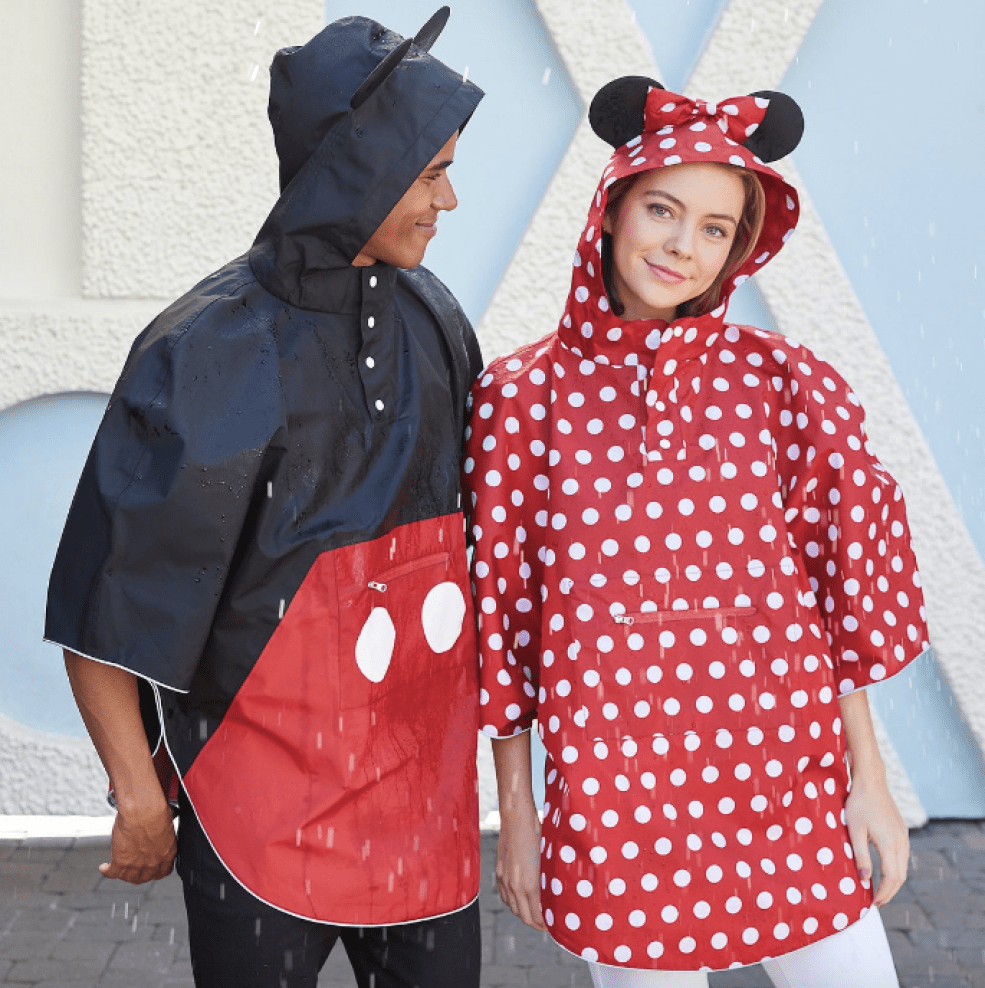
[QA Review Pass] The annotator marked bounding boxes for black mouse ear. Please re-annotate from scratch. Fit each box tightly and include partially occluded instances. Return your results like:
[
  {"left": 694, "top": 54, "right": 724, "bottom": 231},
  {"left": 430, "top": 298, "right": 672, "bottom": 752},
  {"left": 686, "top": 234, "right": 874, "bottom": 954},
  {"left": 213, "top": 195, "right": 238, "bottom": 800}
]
[
  {"left": 589, "top": 76, "right": 665, "bottom": 148},
  {"left": 742, "top": 91, "right": 804, "bottom": 162},
  {"left": 414, "top": 6, "right": 450, "bottom": 52},
  {"left": 350, "top": 37, "right": 413, "bottom": 110}
]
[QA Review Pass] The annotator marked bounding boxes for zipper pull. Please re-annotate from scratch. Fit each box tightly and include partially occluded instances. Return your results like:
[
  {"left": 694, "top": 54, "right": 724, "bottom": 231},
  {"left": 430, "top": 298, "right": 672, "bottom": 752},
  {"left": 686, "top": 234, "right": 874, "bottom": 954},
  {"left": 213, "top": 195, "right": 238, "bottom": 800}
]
[
  {"left": 614, "top": 614, "right": 634, "bottom": 625},
  {"left": 368, "top": 581, "right": 387, "bottom": 592}
]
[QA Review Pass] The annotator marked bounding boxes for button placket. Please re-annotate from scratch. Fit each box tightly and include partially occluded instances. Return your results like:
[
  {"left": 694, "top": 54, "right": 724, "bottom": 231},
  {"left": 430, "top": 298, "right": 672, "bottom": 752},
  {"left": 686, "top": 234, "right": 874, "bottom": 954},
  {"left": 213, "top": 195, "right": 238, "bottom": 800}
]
[
  {"left": 643, "top": 347, "right": 690, "bottom": 463},
  {"left": 358, "top": 266, "right": 396, "bottom": 419}
]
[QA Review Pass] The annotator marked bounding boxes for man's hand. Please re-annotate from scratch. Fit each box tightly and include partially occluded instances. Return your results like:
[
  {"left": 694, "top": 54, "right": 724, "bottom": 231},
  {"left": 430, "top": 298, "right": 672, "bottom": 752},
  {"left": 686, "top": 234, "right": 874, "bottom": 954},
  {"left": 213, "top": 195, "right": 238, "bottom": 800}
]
[
  {"left": 101, "top": 797, "right": 177, "bottom": 884},
  {"left": 64, "top": 650, "right": 177, "bottom": 884}
]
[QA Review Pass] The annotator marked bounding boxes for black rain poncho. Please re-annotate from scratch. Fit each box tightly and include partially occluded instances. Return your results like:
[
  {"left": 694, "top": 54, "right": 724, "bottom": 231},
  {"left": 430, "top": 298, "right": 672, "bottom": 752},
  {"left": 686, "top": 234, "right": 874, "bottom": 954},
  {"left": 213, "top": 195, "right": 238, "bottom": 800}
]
[{"left": 46, "top": 12, "right": 484, "bottom": 926}]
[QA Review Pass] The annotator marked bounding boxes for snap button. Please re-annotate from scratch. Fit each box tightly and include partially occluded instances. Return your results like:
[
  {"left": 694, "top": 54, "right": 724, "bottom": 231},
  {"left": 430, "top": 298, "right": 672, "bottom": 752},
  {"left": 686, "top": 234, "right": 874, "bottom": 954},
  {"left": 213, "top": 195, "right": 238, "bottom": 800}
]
[
  {"left": 366, "top": 356, "right": 376, "bottom": 369},
  {"left": 367, "top": 316, "right": 376, "bottom": 329},
  {"left": 375, "top": 399, "right": 385, "bottom": 412}
]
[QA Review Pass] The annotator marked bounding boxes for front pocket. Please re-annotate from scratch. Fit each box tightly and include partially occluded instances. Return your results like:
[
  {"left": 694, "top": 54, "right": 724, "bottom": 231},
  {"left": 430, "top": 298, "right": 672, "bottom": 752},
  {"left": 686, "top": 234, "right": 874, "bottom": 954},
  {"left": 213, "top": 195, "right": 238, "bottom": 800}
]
[
  {"left": 548, "top": 593, "right": 805, "bottom": 741},
  {"left": 606, "top": 605, "right": 769, "bottom": 737},
  {"left": 339, "top": 552, "right": 452, "bottom": 598},
  {"left": 614, "top": 606, "right": 757, "bottom": 626},
  {"left": 337, "top": 551, "right": 462, "bottom": 711}
]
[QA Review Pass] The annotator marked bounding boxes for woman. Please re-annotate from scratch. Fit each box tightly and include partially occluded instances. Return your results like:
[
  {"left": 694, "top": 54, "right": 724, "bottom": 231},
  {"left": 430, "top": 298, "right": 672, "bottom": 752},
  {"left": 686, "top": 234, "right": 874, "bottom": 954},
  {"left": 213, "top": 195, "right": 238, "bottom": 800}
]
[{"left": 464, "top": 77, "right": 927, "bottom": 986}]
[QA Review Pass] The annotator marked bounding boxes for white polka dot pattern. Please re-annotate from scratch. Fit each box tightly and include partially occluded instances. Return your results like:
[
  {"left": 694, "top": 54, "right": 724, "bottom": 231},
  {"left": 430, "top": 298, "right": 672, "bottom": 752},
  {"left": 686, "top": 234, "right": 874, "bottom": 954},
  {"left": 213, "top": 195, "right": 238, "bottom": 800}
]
[
  {"left": 466, "top": 326, "right": 928, "bottom": 970},
  {"left": 461, "top": 89, "right": 929, "bottom": 970}
]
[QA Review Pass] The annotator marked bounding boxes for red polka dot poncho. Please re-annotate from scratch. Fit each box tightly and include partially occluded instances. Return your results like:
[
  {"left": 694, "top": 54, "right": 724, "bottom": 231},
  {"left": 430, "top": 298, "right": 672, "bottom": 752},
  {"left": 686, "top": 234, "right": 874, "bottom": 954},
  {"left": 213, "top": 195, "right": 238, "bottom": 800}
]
[{"left": 463, "top": 83, "right": 929, "bottom": 972}]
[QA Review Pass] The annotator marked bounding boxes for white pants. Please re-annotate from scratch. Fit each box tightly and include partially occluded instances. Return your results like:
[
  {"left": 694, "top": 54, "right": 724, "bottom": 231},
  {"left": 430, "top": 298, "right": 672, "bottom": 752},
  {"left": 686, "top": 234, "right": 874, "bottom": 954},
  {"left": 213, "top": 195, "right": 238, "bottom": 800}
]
[{"left": 589, "top": 907, "right": 899, "bottom": 988}]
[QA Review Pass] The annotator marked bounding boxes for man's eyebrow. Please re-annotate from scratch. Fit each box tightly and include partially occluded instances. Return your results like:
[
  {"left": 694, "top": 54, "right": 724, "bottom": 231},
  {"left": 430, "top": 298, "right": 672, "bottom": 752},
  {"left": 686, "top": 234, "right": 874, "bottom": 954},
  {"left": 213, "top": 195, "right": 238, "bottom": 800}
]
[
  {"left": 425, "top": 158, "right": 455, "bottom": 173},
  {"left": 643, "top": 189, "right": 738, "bottom": 224}
]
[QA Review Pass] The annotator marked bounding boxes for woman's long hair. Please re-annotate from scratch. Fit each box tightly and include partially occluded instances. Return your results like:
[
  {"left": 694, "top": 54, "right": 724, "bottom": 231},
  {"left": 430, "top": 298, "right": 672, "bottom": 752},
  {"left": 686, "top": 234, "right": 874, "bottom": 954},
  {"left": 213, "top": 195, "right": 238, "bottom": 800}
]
[{"left": 601, "top": 167, "right": 767, "bottom": 320}]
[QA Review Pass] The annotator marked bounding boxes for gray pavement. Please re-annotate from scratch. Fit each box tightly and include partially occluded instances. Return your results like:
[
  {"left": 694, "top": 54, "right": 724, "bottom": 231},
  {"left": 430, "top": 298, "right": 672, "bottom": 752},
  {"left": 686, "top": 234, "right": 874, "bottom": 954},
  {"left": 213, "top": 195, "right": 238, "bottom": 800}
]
[{"left": 1, "top": 822, "right": 983, "bottom": 987}]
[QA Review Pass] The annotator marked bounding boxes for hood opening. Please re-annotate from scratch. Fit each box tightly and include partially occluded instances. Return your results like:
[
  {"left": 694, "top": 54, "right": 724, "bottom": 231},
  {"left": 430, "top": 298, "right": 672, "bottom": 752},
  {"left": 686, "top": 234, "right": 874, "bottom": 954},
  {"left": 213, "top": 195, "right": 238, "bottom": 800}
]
[
  {"left": 557, "top": 86, "right": 802, "bottom": 363},
  {"left": 249, "top": 14, "right": 483, "bottom": 306}
]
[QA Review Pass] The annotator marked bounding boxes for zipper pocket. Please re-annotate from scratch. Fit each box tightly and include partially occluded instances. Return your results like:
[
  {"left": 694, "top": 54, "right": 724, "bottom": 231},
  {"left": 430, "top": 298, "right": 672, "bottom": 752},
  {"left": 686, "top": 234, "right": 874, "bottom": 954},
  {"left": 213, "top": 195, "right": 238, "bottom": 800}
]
[
  {"left": 340, "top": 551, "right": 450, "bottom": 596},
  {"left": 614, "top": 606, "right": 757, "bottom": 626}
]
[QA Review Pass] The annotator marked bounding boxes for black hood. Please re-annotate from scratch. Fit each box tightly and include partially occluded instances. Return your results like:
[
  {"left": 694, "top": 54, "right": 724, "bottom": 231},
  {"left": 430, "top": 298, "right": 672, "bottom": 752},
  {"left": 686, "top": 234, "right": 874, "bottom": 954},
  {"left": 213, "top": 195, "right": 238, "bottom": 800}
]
[{"left": 249, "top": 12, "right": 483, "bottom": 307}]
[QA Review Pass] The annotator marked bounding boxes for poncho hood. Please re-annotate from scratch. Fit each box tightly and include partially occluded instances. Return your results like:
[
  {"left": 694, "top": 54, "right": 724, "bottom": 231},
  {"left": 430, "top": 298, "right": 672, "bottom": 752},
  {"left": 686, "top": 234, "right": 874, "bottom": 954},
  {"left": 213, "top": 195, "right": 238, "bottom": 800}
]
[
  {"left": 561, "top": 79, "right": 803, "bottom": 364},
  {"left": 250, "top": 10, "right": 483, "bottom": 307}
]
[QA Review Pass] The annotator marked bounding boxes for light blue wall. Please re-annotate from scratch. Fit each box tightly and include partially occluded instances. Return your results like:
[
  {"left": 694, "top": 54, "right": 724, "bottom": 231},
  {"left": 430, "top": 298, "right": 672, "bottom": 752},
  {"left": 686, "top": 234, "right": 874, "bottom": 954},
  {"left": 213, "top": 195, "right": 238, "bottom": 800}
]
[
  {"left": 326, "top": 0, "right": 582, "bottom": 326},
  {"left": 0, "top": 393, "right": 108, "bottom": 737},
  {"left": 872, "top": 648, "right": 985, "bottom": 818},
  {"left": 779, "top": 0, "right": 985, "bottom": 817},
  {"left": 781, "top": 0, "right": 985, "bottom": 566},
  {"left": 724, "top": 281, "right": 781, "bottom": 334},
  {"left": 11, "top": 1, "right": 979, "bottom": 815},
  {"left": 627, "top": 0, "right": 729, "bottom": 93}
]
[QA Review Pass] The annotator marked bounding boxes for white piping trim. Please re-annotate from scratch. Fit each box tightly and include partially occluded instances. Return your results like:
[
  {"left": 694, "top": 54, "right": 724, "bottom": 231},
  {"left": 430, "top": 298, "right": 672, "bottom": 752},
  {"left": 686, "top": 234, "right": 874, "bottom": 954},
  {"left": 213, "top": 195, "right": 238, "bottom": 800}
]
[
  {"left": 153, "top": 683, "right": 479, "bottom": 929},
  {"left": 47, "top": 639, "right": 191, "bottom": 695}
]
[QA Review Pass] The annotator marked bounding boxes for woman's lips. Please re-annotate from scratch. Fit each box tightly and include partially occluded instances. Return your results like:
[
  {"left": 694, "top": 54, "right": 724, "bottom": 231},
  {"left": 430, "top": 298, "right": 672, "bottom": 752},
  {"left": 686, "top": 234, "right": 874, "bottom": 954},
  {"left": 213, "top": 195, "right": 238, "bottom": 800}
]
[{"left": 646, "top": 261, "right": 686, "bottom": 284}]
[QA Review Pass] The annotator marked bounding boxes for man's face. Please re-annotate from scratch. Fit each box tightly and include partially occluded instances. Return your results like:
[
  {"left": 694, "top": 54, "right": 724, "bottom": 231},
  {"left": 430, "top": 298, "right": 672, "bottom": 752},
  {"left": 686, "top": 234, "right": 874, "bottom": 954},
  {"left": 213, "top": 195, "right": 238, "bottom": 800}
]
[{"left": 353, "top": 132, "right": 459, "bottom": 269}]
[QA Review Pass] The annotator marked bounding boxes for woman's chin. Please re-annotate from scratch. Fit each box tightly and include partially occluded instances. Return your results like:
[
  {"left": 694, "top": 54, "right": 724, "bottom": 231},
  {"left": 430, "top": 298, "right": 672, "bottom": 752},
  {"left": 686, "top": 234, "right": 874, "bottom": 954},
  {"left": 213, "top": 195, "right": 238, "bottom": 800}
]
[{"left": 623, "top": 299, "right": 681, "bottom": 322}]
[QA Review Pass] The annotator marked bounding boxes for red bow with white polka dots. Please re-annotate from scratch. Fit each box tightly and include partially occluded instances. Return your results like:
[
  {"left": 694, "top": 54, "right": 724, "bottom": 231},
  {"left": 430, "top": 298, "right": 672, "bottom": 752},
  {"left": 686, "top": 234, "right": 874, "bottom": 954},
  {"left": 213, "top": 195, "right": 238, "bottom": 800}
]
[{"left": 643, "top": 90, "right": 770, "bottom": 145}]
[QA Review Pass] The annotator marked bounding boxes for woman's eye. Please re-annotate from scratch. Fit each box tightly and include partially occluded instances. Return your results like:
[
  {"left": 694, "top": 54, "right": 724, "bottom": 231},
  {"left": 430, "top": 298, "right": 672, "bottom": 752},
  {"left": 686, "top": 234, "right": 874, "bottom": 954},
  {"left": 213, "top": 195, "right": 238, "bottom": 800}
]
[
  {"left": 706, "top": 225, "right": 728, "bottom": 238},
  {"left": 650, "top": 204, "right": 670, "bottom": 217}
]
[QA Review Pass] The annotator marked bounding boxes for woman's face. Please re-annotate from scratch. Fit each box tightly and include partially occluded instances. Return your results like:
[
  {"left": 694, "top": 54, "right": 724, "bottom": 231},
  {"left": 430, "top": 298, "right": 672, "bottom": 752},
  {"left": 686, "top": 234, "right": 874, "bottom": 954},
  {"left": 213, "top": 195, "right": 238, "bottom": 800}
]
[{"left": 603, "top": 162, "right": 746, "bottom": 322}]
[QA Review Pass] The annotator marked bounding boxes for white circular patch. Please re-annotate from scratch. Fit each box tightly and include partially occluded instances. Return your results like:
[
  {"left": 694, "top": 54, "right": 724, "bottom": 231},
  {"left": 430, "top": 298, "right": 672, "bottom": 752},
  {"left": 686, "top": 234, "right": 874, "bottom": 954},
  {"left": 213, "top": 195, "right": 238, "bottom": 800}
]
[
  {"left": 355, "top": 607, "right": 396, "bottom": 683},
  {"left": 421, "top": 582, "right": 468, "bottom": 653}
]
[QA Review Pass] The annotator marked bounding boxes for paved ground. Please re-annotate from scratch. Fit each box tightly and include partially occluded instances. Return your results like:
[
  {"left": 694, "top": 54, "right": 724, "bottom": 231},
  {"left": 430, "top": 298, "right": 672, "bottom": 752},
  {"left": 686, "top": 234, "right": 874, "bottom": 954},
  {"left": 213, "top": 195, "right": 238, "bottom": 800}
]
[{"left": 1, "top": 822, "right": 983, "bottom": 987}]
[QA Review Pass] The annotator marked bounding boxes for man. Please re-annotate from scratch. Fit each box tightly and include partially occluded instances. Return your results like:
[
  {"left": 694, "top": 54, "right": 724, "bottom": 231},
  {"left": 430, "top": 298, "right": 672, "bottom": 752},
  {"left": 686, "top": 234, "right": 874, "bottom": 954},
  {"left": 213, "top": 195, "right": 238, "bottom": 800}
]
[{"left": 45, "top": 9, "right": 484, "bottom": 986}]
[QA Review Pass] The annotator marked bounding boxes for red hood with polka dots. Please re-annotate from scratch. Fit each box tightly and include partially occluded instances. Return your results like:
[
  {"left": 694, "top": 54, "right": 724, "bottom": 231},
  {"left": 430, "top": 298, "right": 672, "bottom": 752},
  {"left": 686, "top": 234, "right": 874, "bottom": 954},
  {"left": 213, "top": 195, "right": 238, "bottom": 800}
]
[{"left": 562, "top": 88, "right": 800, "bottom": 363}]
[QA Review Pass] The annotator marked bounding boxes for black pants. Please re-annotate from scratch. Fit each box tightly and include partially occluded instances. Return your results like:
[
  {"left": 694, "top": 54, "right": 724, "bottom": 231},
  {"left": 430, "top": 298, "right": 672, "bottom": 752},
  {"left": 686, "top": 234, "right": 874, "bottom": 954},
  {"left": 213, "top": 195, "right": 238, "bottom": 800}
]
[{"left": 176, "top": 790, "right": 481, "bottom": 988}]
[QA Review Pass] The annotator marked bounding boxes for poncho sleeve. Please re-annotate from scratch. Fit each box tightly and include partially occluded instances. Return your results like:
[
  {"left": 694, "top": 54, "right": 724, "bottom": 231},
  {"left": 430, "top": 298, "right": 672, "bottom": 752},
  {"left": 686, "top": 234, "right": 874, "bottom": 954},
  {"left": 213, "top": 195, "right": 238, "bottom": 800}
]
[
  {"left": 45, "top": 310, "right": 282, "bottom": 693},
  {"left": 770, "top": 338, "right": 930, "bottom": 694},
  {"left": 463, "top": 347, "right": 550, "bottom": 737}
]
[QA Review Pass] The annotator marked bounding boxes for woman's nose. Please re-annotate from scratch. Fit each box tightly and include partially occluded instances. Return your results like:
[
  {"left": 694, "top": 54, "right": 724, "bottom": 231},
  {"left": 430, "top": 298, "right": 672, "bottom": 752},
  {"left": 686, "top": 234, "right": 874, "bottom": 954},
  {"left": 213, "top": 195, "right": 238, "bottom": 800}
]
[{"left": 666, "top": 222, "right": 694, "bottom": 257}]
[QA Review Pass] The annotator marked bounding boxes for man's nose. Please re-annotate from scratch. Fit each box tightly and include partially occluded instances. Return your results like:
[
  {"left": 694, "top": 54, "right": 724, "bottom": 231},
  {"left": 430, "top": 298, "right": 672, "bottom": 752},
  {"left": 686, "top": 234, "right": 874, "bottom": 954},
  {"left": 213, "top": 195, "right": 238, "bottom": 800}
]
[{"left": 433, "top": 173, "right": 458, "bottom": 212}]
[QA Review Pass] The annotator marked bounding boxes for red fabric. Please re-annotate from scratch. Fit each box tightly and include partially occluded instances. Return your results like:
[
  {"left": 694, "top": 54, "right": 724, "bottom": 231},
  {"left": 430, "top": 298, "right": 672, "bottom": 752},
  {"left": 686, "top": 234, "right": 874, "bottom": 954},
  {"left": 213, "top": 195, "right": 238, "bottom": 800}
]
[
  {"left": 184, "top": 513, "right": 480, "bottom": 926},
  {"left": 463, "top": 87, "right": 928, "bottom": 970},
  {"left": 642, "top": 92, "right": 770, "bottom": 146}
]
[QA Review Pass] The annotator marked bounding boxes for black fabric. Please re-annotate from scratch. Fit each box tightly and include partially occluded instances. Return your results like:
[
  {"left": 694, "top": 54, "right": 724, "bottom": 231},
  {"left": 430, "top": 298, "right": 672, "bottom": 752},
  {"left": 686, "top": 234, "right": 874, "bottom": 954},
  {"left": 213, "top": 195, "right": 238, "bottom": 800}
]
[
  {"left": 350, "top": 39, "right": 414, "bottom": 110},
  {"left": 743, "top": 90, "right": 805, "bottom": 162},
  {"left": 265, "top": 15, "right": 482, "bottom": 232},
  {"left": 45, "top": 14, "right": 484, "bottom": 774},
  {"left": 177, "top": 789, "right": 482, "bottom": 988},
  {"left": 589, "top": 75, "right": 664, "bottom": 148},
  {"left": 413, "top": 7, "right": 451, "bottom": 52},
  {"left": 269, "top": 14, "right": 472, "bottom": 193}
]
